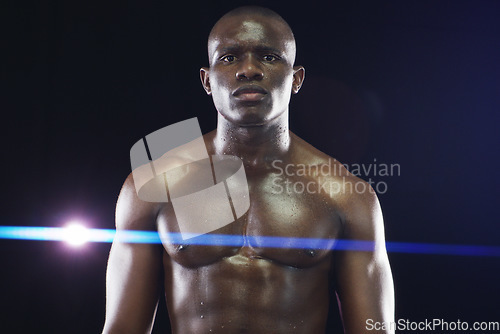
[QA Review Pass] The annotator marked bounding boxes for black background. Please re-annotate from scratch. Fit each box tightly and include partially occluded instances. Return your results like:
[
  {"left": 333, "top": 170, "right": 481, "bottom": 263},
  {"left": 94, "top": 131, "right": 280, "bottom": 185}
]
[{"left": 2, "top": 0, "right": 499, "bottom": 333}]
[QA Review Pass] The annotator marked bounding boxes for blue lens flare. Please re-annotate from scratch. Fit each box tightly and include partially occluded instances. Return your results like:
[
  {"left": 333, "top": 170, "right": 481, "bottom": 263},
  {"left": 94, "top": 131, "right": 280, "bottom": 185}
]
[{"left": 0, "top": 226, "right": 499, "bottom": 257}]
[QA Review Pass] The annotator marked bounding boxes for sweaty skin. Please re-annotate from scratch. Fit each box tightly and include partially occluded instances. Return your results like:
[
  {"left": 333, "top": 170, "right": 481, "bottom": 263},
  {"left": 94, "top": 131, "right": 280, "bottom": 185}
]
[{"left": 102, "top": 7, "right": 394, "bottom": 334}]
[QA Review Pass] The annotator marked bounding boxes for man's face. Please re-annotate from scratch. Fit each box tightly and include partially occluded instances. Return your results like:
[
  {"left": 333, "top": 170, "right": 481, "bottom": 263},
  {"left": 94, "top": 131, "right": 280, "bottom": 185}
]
[{"left": 201, "top": 15, "right": 303, "bottom": 127}]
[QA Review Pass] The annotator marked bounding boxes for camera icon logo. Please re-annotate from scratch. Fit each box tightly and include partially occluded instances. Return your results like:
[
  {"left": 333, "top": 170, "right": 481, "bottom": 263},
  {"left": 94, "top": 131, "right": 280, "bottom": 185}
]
[{"left": 130, "top": 118, "right": 250, "bottom": 239}]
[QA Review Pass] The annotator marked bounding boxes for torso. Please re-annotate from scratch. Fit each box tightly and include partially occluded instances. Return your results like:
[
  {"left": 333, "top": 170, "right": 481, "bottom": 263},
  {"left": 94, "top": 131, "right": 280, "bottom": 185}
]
[{"left": 156, "top": 132, "right": 347, "bottom": 333}]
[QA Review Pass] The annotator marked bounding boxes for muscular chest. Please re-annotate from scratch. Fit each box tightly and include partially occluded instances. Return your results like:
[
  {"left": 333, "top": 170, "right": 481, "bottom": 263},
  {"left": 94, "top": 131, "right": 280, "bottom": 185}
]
[{"left": 157, "top": 172, "right": 342, "bottom": 269}]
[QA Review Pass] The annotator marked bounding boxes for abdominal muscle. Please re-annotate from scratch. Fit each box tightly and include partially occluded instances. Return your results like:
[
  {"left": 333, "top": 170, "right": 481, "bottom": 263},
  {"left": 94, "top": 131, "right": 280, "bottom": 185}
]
[{"left": 163, "top": 248, "right": 332, "bottom": 334}]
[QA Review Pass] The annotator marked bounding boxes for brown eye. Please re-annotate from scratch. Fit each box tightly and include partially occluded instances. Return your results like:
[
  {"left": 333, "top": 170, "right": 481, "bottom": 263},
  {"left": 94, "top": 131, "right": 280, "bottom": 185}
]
[
  {"left": 263, "top": 55, "right": 278, "bottom": 62},
  {"left": 221, "top": 55, "right": 236, "bottom": 62}
]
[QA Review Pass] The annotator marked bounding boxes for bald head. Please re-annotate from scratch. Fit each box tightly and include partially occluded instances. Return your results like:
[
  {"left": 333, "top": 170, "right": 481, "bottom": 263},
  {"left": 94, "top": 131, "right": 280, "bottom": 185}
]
[
  {"left": 199, "top": 6, "right": 305, "bottom": 127},
  {"left": 207, "top": 6, "right": 296, "bottom": 66}
]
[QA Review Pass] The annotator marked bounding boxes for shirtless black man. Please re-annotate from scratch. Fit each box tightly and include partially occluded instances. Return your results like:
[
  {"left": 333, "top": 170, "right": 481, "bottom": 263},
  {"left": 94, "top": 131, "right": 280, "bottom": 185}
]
[{"left": 102, "top": 6, "right": 394, "bottom": 334}]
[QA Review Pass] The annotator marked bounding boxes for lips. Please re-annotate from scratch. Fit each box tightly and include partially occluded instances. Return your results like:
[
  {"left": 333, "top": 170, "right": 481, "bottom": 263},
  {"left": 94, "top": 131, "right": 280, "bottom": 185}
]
[{"left": 233, "top": 85, "right": 268, "bottom": 102}]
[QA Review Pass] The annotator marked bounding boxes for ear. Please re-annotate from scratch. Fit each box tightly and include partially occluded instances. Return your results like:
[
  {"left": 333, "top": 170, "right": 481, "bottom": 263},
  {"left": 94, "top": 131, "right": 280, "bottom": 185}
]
[
  {"left": 291, "top": 66, "right": 305, "bottom": 94},
  {"left": 200, "top": 67, "right": 211, "bottom": 95}
]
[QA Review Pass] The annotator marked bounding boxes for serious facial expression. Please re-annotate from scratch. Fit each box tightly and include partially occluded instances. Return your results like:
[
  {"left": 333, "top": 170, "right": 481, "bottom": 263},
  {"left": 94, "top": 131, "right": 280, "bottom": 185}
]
[{"left": 202, "top": 15, "right": 300, "bottom": 127}]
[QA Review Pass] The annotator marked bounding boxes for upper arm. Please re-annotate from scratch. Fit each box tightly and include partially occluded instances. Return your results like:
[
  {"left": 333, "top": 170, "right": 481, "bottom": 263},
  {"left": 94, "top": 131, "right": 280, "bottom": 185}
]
[
  {"left": 102, "top": 174, "right": 164, "bottom": 334},
  {"left": 334, "top": 183, "right": 395, "bottom": 334}
]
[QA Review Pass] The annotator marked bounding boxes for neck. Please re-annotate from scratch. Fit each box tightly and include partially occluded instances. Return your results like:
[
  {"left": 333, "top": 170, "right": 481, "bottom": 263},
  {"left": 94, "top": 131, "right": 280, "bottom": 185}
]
[{"left": 213, "top": 111, "right": 291, "bottom": 168}]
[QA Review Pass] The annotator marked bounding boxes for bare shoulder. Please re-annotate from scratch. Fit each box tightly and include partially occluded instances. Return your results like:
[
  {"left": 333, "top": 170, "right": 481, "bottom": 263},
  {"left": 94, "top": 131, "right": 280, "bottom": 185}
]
[
  {"left": 115, "top": 173, "right": 163, "bottom": 231},
  {"left": 290, "top": 132, "right": 383, "bottom": 239}
]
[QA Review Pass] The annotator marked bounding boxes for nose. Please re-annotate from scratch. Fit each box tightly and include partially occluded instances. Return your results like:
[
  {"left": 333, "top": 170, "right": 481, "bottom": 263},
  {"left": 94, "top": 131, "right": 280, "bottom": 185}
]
[{"left": 235, "top": 55, "right": 264, "bottom": 81}]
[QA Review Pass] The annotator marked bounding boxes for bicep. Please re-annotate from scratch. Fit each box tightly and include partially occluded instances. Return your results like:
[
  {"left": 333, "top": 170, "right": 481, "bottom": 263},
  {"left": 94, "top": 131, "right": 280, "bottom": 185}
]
[
  {"left": 102, "top": 175, "right": 164, "bottom": 334},
  {"left": 103, "top": 241, "right": 163, "bottom": 334},
  {"left": 334, "top": 190, "right": 394, "bottom": 334},
  {"left": 335, "top": 246, "right": 394, "bottom": 333}
]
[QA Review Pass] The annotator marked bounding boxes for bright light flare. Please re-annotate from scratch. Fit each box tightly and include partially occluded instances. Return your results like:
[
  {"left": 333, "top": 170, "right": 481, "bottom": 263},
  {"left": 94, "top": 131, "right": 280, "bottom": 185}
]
[
  {"left": 63, "top": 223, "right": 89, "bottom": 246},
  {"left": 0, "top": 226, "right": 499, "bottom": 257}
]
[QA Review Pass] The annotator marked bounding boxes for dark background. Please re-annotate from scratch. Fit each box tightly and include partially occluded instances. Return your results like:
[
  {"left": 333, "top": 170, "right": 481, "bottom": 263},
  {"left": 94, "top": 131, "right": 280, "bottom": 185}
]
[{"left": 2, "top": 0, "right": 499, "bottom": 333}]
